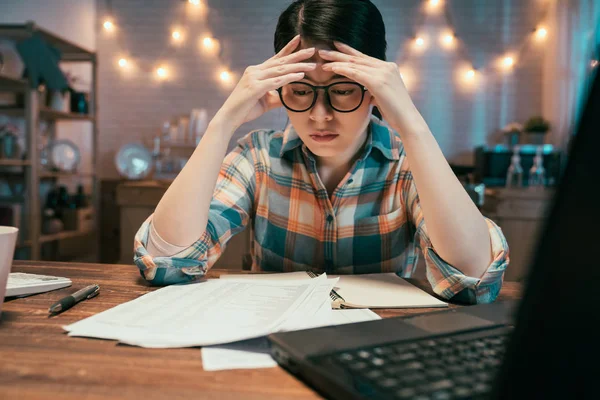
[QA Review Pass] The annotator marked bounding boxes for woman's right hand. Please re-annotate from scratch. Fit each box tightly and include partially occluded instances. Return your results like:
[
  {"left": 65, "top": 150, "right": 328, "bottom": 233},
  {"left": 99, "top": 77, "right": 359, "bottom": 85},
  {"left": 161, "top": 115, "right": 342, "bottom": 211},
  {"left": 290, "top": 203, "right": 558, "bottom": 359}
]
[{"left": 214, "top": 35, "right": 316, "bottom": 132}]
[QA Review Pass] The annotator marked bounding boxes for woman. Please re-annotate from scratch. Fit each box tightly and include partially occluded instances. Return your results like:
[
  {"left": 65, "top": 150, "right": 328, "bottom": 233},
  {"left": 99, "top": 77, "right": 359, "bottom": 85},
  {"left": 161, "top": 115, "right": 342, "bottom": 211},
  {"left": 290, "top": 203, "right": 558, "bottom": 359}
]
[{"left": 134, "top": 0, "right": 509, "bottom": 304}]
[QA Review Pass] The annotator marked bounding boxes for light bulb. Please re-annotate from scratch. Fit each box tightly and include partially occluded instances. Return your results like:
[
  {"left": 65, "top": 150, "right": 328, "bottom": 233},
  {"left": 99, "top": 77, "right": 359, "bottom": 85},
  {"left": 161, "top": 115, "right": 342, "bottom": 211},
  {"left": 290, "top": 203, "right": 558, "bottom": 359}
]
[
  {"left": 536, "top": 27, "right": 548, "bottom": 40},
  {"left": 118, "top": 58, "right": 128, "bottom": 68},
  {"left": 172, "top": 31, "right": 181, "bottom": 40},
  {"left": 103, "top": 19, "right": 114, "bottom": 31},
  {"left": 220, "top": 70, "right": 231, "bottom": 82},
  {"left": 188, "top": 0, "right": 201, "bottom": 5},
  {"left": 465, "top": 69, "right": 475, "bottom": 79},
  {"left": 427, "top": 0, "right": 442, "bottom": 13},
  {"left": 535, "top": 27, "right": 548, "bottom": 39},
  {"left": 156, "top": 67, "right": 168, "bottom": 79},
  {"left": 203, "top": 37, "right": 215, "bottom": 49},
  {"left": 503, "top": 56, "right": 515, "bottom": 69},
  {"left": 592, "top": 60, "right": 599, "bottom": 68},
  {"left": 444, "top": 34, "right": 454, "bottom": 44},
  {"left": 415, "top": 37, "right": 425, "bottom": 47}
]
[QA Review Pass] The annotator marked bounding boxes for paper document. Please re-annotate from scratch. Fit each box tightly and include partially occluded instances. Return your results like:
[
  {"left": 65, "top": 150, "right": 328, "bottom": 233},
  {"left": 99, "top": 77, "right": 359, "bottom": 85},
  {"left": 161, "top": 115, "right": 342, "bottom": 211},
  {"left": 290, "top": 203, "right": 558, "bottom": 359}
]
[
  {"left": 65, "top": 277, "right": 325, "bottom": 348},
  {"left": 331, "top": 273, "right": 448, "bottom": 309},
  {"left": 64, "top": 275, "right": 339, "bottom": 349},
  {"left": 221, "top": 272, "right": 448, "bottom": 309},
  {"left": 202, "top": 309, "right": 381, "bottom": 371}
]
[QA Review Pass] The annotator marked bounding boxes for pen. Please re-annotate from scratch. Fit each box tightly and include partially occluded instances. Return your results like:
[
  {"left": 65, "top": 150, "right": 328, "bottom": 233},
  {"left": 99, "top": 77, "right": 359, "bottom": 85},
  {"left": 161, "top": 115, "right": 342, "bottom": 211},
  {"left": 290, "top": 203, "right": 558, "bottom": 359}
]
[
  {"left": 306, "top": 271, "right": 345, "bottom": 303},
  {"left": 48, "top": 284, "right": 100, "bottom": 314}
]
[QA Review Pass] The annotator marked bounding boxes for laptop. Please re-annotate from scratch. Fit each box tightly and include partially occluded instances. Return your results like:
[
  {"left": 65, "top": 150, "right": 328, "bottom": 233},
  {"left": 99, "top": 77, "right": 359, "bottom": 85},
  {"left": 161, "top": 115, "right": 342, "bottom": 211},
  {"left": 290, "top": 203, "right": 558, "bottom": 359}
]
[{"left": 267, "top": 67, "right": 600, "bottom": 399}]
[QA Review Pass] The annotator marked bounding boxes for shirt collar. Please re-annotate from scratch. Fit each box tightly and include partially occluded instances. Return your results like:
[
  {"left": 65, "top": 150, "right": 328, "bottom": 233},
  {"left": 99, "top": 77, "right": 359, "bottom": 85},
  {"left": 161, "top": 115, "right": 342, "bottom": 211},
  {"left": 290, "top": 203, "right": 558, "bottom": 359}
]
[{"left": 279, "top": 116, "right": 401, "bottom": 161}]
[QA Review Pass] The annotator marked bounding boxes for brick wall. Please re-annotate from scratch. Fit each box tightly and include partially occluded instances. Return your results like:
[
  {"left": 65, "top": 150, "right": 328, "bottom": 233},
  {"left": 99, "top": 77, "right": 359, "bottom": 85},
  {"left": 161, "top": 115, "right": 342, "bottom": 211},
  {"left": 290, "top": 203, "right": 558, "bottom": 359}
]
[{"left": 97, "top": 0, "right": 547, "bottom": 178}]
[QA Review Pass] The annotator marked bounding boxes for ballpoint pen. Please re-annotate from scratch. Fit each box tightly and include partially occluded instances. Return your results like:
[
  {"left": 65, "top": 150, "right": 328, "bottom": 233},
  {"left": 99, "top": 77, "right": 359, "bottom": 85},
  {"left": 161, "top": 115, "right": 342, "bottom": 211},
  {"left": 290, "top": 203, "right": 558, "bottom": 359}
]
[
  {"left": 48, "top": 284, "right": 100, "bottom": 314},
  {"left": 306, "top": 270, "right": 346, "bottom": 306}
]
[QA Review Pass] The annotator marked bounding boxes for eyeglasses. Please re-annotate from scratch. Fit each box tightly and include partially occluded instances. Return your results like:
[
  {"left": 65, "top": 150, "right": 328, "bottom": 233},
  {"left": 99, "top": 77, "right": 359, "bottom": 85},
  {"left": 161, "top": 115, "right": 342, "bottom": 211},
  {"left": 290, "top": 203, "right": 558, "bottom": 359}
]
[{"left": 276, "top": 81, "right": 368, "bottom": 113}]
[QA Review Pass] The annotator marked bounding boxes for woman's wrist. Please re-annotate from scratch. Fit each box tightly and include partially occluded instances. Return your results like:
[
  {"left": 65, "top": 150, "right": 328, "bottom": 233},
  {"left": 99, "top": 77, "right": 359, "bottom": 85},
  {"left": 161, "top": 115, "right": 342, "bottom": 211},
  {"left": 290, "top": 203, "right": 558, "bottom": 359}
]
[{"left": 208, "top": 109, "right": 238, "bottom": 139}]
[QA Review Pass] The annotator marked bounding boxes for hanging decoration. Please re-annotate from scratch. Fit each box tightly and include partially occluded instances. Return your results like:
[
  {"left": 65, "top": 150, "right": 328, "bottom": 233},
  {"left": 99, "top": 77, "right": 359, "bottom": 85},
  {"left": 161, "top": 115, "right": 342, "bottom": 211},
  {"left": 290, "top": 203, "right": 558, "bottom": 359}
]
[
  {"left": 101, "top": 0, "right": 597, "bottom": 89},
  {"left": 102, "top": 0, "right": 235, "bottom": 87}
]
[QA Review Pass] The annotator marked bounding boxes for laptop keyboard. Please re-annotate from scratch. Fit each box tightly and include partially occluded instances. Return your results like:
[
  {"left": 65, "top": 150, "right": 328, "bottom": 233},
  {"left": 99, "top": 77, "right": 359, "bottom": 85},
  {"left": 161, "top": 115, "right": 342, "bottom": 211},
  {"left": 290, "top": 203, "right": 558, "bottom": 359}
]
[{"left": 318, "top": 329, "right": 509, "bottom": 400}]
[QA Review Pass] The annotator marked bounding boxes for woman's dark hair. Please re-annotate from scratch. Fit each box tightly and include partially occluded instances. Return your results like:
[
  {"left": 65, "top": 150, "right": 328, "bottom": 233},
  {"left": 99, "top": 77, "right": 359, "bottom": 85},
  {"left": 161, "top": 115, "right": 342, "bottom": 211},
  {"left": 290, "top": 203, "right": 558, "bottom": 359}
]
[{"left": 274, "top": 0, "right": 387, "bottom": 119}]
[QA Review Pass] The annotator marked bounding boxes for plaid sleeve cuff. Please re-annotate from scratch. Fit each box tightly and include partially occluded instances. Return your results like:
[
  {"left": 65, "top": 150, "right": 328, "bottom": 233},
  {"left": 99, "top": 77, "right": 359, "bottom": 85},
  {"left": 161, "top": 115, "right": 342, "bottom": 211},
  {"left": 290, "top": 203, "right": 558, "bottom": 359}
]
[
  {"left": 425, "top": 218, "right": 510, "bottom": 304},
  {"left": 133, "top": 215, "right": 213, "bottom": 286}
]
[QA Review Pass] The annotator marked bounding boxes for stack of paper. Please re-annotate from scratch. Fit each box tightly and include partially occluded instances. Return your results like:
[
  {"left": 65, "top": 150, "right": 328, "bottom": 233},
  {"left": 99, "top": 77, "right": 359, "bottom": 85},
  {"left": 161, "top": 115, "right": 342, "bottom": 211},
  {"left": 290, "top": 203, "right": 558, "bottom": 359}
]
[
  {"left": 221, "top": 271, "right": 448, "bottom": 309},
  {"left": 64, "top": 275, "right": 341, "bottom": 348},
  {"left": 201, "top": 309, "right": 381, "bottom": 371}
]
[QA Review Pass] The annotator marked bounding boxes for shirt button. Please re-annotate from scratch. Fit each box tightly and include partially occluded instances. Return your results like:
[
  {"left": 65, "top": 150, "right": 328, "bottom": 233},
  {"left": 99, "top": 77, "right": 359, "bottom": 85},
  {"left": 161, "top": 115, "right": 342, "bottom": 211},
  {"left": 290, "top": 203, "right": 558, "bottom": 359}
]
[
  {"left": 326, "top": 214, "right": 334, "bottom": 223},
  {"left": 347, "top": 179, "right": 354, "bottom": 184}
]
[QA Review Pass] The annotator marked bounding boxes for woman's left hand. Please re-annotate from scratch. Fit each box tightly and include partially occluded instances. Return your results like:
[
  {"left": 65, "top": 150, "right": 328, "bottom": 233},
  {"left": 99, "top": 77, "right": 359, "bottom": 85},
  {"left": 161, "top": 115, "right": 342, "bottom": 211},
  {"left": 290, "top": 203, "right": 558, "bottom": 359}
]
[{"left": 319, "top": 42, "right": 420, "bottom": 134}]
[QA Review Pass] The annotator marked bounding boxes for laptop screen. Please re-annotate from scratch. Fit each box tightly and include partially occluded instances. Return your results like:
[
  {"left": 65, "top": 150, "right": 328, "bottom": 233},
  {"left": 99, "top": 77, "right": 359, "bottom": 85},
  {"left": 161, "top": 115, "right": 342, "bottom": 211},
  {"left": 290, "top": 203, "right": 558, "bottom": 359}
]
[{"left": 493, "top": 67, "right": 600, "bottom": 398}]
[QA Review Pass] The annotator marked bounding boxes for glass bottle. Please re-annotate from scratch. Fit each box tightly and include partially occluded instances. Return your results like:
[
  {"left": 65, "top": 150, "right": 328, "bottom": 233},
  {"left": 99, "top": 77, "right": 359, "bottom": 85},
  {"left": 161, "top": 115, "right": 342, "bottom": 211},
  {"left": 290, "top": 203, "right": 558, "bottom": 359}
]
[
  {"left": 505, "top": 146, "right": 523, "bottom": 188},
  {"left": 528, "top": 146, "right": 546, "bottom": 189},
  {"left": 56, "top": 186, "right": 71, "bottom": 217},
  {"left": 74, "top": 184, "right": 89, "bottom": 208}
]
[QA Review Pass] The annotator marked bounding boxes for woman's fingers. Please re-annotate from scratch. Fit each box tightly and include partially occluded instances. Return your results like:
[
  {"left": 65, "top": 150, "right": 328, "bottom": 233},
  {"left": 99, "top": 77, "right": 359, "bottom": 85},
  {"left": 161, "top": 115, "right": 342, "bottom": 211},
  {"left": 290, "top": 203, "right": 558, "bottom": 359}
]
[
  {"left": 273, "top": 34, "right": 301, "bottom": 59},
  {"left": 318, "top": 48, "right": 378, "bottom": 67},
  {"left": 333, "top": 41, "right": 378, "bottom": 61},
  {"left": 261, "top": 72, "right": 306, "bottom": 92},
  {"left": 257, "top": 62, "right": 316, "bottom": 80},
  {"left": 321, "top": 63, "right": 378, "bottom": 87},
  {"left": 261, "top": 47, "right": 315, "bottom": 70}
]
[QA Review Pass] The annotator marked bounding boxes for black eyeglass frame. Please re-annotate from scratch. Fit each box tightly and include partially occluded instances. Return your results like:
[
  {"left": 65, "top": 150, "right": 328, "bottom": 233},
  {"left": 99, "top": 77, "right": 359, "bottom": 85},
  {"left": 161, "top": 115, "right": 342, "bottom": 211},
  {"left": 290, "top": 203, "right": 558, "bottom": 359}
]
[{"left": 276, "top": 81, "right": 368, "bottom": 113}]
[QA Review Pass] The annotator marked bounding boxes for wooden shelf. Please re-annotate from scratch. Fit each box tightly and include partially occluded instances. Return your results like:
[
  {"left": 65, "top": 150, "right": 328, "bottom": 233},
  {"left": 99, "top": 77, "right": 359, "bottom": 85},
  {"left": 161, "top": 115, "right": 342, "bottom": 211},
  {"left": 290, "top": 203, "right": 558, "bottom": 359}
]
[
  {"left": 40, "top": 108, "right": 94, "bottom": 121},
  {"left": 19, "top": 229, "right": 94, "bottom": 247},
  {"left": 0, "top": 169, "right": 95, "bottom": 179},
  {"left": 39, "top": 229, "right": 94, "bottom": 244},
  {"left": 165, "top": 142, "right": 197, "bottom": 149},
  {"left": 0, "top": 107, "right": 94, "bottom": 121},
  {"left": 40, "top": 171, "right": 96, "bottom": 179},
  {"left": 0, "top": 74, "right": 27, "bottom": 92},
  {"left": 0, "top": 159, "right": 30, "bottom": 166},
  {"left": 1, "top": 22, "right": 98, "bottom": 261},
  {"left": 0, "top": 23, "right": 94, "bottom": 61}
]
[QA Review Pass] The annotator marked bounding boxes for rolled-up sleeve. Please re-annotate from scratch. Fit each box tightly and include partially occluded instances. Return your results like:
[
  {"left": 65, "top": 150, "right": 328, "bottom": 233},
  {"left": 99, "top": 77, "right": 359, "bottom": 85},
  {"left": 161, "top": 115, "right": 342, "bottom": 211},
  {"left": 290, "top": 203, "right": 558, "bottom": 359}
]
[
  {"left": 405, "top": 179, "right": 510, "bottom": 304},
  {"left": 133, "top": 137, "right": 256, "bottom": 285}
]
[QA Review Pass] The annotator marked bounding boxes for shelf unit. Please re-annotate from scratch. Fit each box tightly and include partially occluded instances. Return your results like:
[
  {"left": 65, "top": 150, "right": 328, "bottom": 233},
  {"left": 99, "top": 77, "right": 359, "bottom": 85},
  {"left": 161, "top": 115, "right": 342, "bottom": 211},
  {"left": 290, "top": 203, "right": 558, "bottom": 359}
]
[{"left": 0, "top": 22, "right": 98, "bottom": 260}]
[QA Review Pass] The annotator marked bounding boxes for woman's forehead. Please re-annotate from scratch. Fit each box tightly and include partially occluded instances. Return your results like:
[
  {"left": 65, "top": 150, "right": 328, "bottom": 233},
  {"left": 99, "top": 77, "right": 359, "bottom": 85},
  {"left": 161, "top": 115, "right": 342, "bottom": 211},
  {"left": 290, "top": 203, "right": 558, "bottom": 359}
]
[
  {"left": 293, "top": 37, "right": 353, "bottom": 84},
  {"left": 296, "top": 38, "right": 334, "bottom": 57}
]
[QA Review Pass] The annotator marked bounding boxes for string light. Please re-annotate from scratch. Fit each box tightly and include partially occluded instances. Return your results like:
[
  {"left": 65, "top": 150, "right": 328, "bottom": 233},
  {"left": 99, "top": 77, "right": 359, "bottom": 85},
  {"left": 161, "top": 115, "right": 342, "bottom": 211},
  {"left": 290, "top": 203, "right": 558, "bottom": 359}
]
[
  {"left": 156, "top": 66, "right": 168, "bottom": 79},
  {"left": 502, "top": 56, "right": 515, "bottom": 70},
  {"left": 107, "top": 0, "right": 550, "bottom": 89},
  {"left": 219, "top": 70, "right": 232, "bottom": 83},
  {"left": 103, "top": 19, "right": 115, "bottom": 32},
  {"left": 202, "top": 36, "right": 216, "bottom": 49},
  {"left": 427, "top": 0, "right": 442, "bottom": 13},
  {"left": 535, "top": 26, "right": 548, "bottom": 40},
  {"left": 441, "top": 32, "right": 455, "bottom": 49},
  {"left": 414, "top": 36, "right": 426, "bottom": 50},
  {"left": 200, "top": 36, "right": 221, "bottom": 55}
]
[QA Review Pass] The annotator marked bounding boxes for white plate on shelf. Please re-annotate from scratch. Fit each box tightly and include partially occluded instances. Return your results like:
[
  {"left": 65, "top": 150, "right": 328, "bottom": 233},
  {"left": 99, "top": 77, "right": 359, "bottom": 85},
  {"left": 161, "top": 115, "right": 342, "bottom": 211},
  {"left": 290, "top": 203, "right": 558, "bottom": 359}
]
[
  {"left": 40, "top": 139, "right": 80, "bottom": 172},
  {"left": 115, "top": 143, "right": 152, "bottom": 180}
]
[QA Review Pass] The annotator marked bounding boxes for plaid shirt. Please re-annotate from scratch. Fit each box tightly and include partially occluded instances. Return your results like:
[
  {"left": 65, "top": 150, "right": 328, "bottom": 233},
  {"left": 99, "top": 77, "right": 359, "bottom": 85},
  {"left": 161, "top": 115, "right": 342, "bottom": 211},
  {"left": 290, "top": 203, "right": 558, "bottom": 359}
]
[{"left": 134, "top": 116, "right": 509, "bottom": 304}]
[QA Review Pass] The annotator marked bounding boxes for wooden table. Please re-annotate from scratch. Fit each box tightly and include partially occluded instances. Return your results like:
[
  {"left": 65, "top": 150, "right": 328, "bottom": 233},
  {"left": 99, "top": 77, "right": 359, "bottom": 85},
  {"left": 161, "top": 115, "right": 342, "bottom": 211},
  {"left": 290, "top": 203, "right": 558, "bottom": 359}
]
[{"left": 0, "top": 261, "right": 522, "bottom": 399}]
